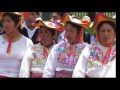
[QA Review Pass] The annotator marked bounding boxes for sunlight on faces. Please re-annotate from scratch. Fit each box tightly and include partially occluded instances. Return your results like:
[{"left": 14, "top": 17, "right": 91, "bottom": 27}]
[
  {"left": 3, "top": 16, "right": 17, "bottom": 34},
  {"left": 98, "top": 23, "right": 116, "bottom": 47},
  {"left": 65, "top": 23, "right": 79, "bottom": 45},
  {"left": 40, "top": 27, "right": 53, "bottom": 46}
]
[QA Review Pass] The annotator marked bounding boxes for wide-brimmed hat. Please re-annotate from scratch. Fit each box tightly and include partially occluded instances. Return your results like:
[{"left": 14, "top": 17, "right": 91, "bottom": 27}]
[
  {"left": 60, "top": 13, "right": 91, "bottom": 29},
  {"left": 93, "top": 13, "right": 116, "bottom": 33},
  {"left": 92, "top": 13, "right": 116, "bottom": 42},
  {"left": 1, "top": 12, "right": 24, "bottom": 30},
  {"left": 60, "top": 13, "right": 91, "bottom": 43},
  {"left": 33, "top": 18, "right": 57, "bottom": 42},
  {"left": 1, "top": 12, "right": 23, "bottom": 16},
  {"left": 0, "top": 12, "right": 23, "bottom": 21},
  {"left": 33, "top": 18, "right": 57, "bottom": 30}
]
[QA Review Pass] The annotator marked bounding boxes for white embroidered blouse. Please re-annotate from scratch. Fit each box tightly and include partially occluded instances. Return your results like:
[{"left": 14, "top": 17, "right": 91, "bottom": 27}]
[
  {"left": 72, "top": 42, "right": 116, "bottom": 78},
  {"left": 43, "top": 41, "right": 88, "bottom": 78},
  {"left": 19, "top": 42, "right": 55, "bottom": 78}
]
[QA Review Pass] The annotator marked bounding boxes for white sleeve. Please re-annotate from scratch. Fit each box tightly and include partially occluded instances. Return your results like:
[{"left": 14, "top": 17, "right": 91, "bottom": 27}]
[
  {"left": 72, "top": 46, "right": 90, "bottom": 78},
  {"left": 19, "top": 52, "right": 32, "bottom": 78},
  {"left": 19, "top": 39, "right": 34, "bottom": 78},
  {"left": 43, "top": 45, "right": 58, "bottom": 78}
]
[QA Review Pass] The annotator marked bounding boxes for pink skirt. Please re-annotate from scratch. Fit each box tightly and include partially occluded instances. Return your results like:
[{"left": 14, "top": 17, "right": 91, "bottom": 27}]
[
  {"left": 30, "top": 72, "right": 43, "bottom": 78},
  {"left": 55, "top": 70, "right": 73, "bottom": 78}
]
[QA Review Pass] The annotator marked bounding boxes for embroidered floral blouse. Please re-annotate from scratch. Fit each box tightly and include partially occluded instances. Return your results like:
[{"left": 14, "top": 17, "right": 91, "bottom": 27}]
[
  {"left": 72, "top": 42, "right": 116, "bottom": 78},
  {"left": 43, "top": 41, "right": 88, "bottom": 78},
  {"left": 19, "top": 42, "right": 55, "bottom": 78}
]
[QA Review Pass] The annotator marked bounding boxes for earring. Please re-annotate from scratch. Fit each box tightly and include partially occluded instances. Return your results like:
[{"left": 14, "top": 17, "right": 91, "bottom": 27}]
[{"left": 0, "top": 27, "right": 3, "bottom": 33}]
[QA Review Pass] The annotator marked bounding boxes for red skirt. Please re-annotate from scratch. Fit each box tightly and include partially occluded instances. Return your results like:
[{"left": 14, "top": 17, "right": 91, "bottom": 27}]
[
  {"left": 55, "top": 70, "right": 73, "bottom": 78},
  {"left": 0, "top": 75, "right": 10, "bottom": 78}
]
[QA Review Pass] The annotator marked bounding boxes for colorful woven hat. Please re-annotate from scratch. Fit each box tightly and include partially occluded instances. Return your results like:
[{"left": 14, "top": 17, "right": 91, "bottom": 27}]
[
  {"left": 81, "top": 16, "right": 91, "bottom": 29},
  {"left": 93, "top": 13, "right": 116, "bottom": 42},
  {"left": 93, "top": 13, "right": 115, "bottom": 33},
  {"left": 61, "top": 13, "right": 91, "bottom": 43},
  {"left": 2, "top": 12, "right": 25, "bottom": 30},
  {"left": 61, "top": 13, "right": 91, "bottom": 29},
  {"left": 33, "top": 18, "right": 57, "bottom": 42},
  {"left": 33, "top": 18, "right": 56, "bottom": 30}
]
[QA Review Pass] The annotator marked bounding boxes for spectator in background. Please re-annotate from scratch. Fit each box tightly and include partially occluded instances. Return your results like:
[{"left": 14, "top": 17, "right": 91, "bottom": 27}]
[
  {"left": 84, "top": 12, "right": 96, "bottom": 44},
  {"left": 51, "top": 12, "right": 67, "bottom": 43},
  {"left": 81, "top": 15, "right": 93, "bottom": 44},
  {"left": 19, "top": 12, "right": 41, "bottom": 44}
]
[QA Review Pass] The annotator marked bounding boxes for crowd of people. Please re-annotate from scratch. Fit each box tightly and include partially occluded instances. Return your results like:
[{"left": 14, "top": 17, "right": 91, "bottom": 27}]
[{"left": 0, "top": 12, "right": 116, "bottom": 78}]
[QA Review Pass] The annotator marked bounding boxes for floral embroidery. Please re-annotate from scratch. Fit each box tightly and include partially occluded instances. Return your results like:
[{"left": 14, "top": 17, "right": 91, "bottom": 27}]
[
  {"left": 32, "top": 43, "right": 53, "bottom": 66},
  {"left": 56, "top": 41, "right": 87, "bottom": 70},
  {"left": 88, "top": 42, "right": 116, "bottom": 68}
]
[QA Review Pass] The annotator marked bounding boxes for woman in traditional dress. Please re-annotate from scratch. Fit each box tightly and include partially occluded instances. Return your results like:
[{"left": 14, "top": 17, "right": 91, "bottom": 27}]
[
  {"left": 72, "top": 13, "right": 116, "bottom": 78},
  {"left": 0, "top": 12, "right": 33, "bottom": 78},
  {"left": 43, "top": 13, "right": 90, "bottom": 78},
  {"left": 19, "top": 19, "right": 58, "bottom": 78}
]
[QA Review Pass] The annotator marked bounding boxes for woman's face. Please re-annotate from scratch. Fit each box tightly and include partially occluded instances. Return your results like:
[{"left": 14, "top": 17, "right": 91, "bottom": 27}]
[
  {"left": 98, "top": 23, "right": 116, "bottom": 47},
  {"left": 2, "top": 15, "right": 16, "bottom": 34},
  {"left": 65, "top": 23, "right": 79, "bottom": 45},
  {"left": 40, "top": 27, "right": 53, "bottom": 46},
  {"left": 25, "top": 12, "right": 39, "bottom": 27},
  {"left": 51, "top": 12, "right": 62, "bottom": 23}
]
